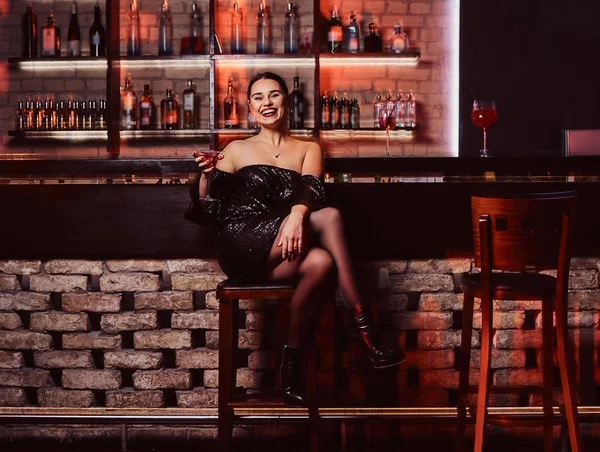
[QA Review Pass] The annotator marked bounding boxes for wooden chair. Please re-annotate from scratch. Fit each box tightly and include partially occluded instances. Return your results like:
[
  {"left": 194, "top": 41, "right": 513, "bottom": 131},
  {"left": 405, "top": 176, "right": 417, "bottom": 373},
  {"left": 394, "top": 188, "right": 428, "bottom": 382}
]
[
  {"left": 455, "top": 192, "right": 582, "bottom": 452},
  {"left": 217, "top": 280, "right": 323, "bottom": 452}
]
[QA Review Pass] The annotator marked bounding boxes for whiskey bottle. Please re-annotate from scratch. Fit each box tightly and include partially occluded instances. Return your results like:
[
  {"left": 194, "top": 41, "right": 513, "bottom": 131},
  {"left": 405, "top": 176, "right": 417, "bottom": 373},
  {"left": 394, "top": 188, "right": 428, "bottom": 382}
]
[
  {"left": 73, "top": 98, "right": 82, "bottom": 130},
  {"left": 256, "top": 2, "right": 270, "bottom": 54},
  {"left": 160, "top": 88, "right": 178, "bottom": 130},
  {"left": 330, "top": 92, "right": 340, "bottom": 128},
  {"left": 284, "top": 2, "right": 297, "bottom": 54},
  {"left": 89, "top": 2, "right": 106, "bottom": 57},
  {"left": 346, "top": 11, "right": 359, "bottom": 53},
  {"left": 67, "top": 1, "right": 81, "bottom": 57},
  {"left": 327, "top": 5, "right": 343, "bottom": 53},
  {"left": 87, "top": 99, "right": 97, "bottom": 130},
  {"left": 22, "top": 3, "right": 37, "bottom": 58},
  {"left": 388, "top": 21, "right": 409, "bottom": 53},
  {"left": 158, "top": 0, "right": 173, "bottom": 56},
  {"left": 139, "top": 84, "right": 156, "bottom": 130},
  {"left": 231, "top": 3, "right": 243, "bottom": 54},
  {"left": 181, "top": 2, "right": 202, "bottom": 54},
  {"left": 97, "top": 99, "right": 107, "bottom": 130},
  {"left": 182, "top": 80, "right": 198, "bottom": 129},
  {"left": 320, "top": 91, "right": 330, "bottom": 129},
  {"left": 339, "top": 92, "right": 350, "bottom": 129},
  {"left": 127, "top": 0, "right": 141, "bottom": 56},
  {"left": 42, "top": 11, "right": 60, "bottom": 57},
  {"left": 223, "top": 79, "right": 239, "bottom": 128},
  {"left": 16, "top": 100, "right": 25, "bottom": 131},
  {"left": 289, "top": 76, "right": 304, "bottom": 129},
  {"left": 120, "top": 75, "right": 137, "bottom": 130},
  {"left": 349, "top": 98, "right": 360, "bottom": 129},
  {"left": 364, "top": 23, "right": 382, "bottom": 52},
  {"left": 34, "top": 98, "right": 44, "bottom": 130},
  {"left": 57, "top": 100, "right": 67, "bottom": 130}
]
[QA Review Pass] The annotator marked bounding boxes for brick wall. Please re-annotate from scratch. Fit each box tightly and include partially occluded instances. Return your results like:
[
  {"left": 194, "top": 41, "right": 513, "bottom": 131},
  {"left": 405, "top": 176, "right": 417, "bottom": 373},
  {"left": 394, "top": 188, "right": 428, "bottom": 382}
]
[
  {"left": 0, "top": 257, "right": 599, "bottom": 412},
  {"left": 0, "top": 0, "right": 456, "bottom": 158}
]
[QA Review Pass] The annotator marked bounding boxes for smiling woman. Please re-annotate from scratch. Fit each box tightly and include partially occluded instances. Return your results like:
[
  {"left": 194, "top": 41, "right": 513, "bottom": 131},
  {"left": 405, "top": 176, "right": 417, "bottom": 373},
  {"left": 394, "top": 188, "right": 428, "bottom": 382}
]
[{"left": 186, "top": 71, "right": 405, "bottom": 408}]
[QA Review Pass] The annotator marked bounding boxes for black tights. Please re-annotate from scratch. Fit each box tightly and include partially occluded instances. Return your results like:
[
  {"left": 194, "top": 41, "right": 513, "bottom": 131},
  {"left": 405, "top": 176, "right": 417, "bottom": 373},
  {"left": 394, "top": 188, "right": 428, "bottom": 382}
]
[{"left": 264, "top": 207, "right": 361, "bottom": 348}]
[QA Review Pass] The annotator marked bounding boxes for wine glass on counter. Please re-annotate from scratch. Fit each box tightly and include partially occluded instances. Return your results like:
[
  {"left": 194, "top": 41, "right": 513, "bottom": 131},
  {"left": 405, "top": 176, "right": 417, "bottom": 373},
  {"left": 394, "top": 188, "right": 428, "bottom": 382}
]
[
  {"left": 378, "top": 97, "right": 397, "bottom": 158},
  {"left": 471, "top": 100, "right": 497, "bottom": 157}
]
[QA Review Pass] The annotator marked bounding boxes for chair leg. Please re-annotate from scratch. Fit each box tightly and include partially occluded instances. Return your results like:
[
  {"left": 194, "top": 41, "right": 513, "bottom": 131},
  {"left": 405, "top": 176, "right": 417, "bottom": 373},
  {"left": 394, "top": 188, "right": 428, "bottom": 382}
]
[
  {"left": 555, "top": 295, "right": 583, "bottom": 452},
  {"left": 473, "top": 291, "right": 493, "bottom": 452},
  {"left": 218, "top": 298, "right": 239, "bottom": 452},
  {"left": 455, "top": 291, "right": 475, "bottom": 452},
  {"left": 308, "top": 347, "right": 320, "bottom": 452},
  {"left": 542, "top": 296, "right": 555, "bottom": 452}
]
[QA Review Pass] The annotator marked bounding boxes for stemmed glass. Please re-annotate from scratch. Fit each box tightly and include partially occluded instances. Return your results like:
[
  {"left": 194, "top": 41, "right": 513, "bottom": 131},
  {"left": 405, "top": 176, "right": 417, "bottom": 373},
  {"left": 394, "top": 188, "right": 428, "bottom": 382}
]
[
  {"left": 471, "top": 100, "right": 497, "bottom": 157},
  {"left": 378, "top": 101, "right": 397, "bottom": 158}
]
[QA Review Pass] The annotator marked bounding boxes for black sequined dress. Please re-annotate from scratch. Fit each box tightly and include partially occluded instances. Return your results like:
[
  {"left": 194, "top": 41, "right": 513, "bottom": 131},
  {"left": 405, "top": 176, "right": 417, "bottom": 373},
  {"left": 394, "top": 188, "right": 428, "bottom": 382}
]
[{"left": 185, "top": 164, "right": 327, "bottom": 282}]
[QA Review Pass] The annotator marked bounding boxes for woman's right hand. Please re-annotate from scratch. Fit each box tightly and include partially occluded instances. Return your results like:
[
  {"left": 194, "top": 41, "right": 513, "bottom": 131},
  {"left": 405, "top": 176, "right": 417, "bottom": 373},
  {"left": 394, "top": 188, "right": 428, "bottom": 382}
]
[{"left": 194, "top": 151, "right": 224, "bottom": 174}]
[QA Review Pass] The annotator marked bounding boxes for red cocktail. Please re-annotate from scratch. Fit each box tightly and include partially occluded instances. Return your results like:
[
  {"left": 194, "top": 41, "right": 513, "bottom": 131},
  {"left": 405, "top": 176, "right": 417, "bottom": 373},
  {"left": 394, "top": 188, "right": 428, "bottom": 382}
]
[{"left": 471, "top": 100, "right": 497, "bottom": 157}]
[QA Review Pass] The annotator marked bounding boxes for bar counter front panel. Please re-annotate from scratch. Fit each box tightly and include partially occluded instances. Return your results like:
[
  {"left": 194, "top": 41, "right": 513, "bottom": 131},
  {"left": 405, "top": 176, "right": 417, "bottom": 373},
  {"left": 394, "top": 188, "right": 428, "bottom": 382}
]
[{"left": 2, "top": 158, "right": 600, "bottom": 260}]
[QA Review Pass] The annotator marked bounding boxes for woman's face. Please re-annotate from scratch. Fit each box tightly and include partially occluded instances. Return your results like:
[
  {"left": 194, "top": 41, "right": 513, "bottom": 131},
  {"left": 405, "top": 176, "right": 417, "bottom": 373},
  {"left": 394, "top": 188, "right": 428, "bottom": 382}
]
[{"left": 248, "top": 78, "right": 287, "bottom": 127}]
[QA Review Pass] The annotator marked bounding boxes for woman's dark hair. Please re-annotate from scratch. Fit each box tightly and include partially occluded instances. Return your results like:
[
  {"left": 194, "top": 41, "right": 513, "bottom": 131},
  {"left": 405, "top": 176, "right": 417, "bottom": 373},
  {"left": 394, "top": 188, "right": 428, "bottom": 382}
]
[{"left": 247, "top": 72, "right": 289, "bottom": 99}]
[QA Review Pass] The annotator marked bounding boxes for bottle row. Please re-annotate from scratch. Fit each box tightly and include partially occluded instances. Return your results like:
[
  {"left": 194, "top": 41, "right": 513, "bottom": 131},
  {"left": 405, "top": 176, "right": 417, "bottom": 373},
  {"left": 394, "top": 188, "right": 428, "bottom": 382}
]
[
  {"left": 326, "top": 6, "right": 410, "bottom": 54},
  {"left": 16, "top": 96, "right": 107, "bottom": 131},
  {"left": 22, "top": 1, "right": 106, "bottom": 58}
]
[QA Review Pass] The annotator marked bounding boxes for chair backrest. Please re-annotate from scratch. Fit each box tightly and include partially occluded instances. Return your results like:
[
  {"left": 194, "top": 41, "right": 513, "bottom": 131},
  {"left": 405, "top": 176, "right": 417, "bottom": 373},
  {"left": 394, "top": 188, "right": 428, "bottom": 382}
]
[{"left": 471, "top": 192, "right": 577, "bottom": 272}]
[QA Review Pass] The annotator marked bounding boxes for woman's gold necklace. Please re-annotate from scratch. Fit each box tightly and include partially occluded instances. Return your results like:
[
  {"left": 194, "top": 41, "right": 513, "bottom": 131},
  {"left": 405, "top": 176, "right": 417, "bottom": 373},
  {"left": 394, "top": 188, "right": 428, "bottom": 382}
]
[{"left": 274, "top": 135, "right": 289, "bottom": 159}]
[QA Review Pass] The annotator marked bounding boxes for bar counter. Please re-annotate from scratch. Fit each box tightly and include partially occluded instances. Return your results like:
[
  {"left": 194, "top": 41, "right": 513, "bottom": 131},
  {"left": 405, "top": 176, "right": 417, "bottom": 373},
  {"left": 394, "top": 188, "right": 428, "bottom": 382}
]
[{"left": 2, "top": 157, "right": 600, "bottom": 260}]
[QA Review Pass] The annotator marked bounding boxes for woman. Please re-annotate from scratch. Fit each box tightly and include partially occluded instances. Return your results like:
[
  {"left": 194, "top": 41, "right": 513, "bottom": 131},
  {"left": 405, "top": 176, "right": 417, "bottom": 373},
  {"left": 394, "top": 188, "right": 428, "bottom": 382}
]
[{"left": 186, "top": 72, "right": 404, "bottom": 407}]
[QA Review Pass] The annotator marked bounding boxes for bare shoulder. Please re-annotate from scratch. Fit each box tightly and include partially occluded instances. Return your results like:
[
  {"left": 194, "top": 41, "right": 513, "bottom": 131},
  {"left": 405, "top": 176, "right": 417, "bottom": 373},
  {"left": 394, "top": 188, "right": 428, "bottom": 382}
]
[
  {"left": 301, "top": 140, "right": 324, "bottom": 176},
  {"left": 216, "top": 140, "right": 245, "bottom": 172}
]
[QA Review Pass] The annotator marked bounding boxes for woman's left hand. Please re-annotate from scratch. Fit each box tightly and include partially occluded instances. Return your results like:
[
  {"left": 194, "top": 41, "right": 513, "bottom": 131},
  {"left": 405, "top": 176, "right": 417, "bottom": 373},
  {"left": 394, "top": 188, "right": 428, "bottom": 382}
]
[{"left": 278, "top": 211, "right": 304, "bottom": 262}]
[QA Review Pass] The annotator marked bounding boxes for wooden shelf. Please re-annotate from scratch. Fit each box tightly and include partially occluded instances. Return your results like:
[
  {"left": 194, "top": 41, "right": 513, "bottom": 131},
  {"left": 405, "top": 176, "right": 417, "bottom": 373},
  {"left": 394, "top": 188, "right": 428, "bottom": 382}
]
[{"left": 8, "top": 130, "right": 108, "bottom": 142}]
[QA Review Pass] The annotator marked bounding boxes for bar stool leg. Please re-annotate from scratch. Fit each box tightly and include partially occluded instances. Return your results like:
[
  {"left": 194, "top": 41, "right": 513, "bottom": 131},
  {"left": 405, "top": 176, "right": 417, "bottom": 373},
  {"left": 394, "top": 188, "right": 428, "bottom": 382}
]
[
  {"left": 542, "top": 296, "right": 555, "bottom": 452},
  {"left": 555, "top": 293, "right": 583, "bottom": 452},
  {"left": 308, "top": 347, "right": 320, "bottom": 452},
  {"left": 455, "top": 291, "right": 475, "bottom": 452},
  {"left": 473, "top": 290, "right": 493, "bottom": 452},
  {"left": 218, "top": 298, "right": 239, "bottom": 452}
]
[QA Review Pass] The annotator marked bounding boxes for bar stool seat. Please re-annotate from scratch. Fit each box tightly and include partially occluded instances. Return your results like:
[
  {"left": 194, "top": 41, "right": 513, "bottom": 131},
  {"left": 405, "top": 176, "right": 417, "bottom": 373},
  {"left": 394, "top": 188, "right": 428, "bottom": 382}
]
[
  {"left": 216, "top": 279, "right": 323, "bottom": 452},
  {"left": 455, "top": 192, "right": 582, "bottom": 452}
]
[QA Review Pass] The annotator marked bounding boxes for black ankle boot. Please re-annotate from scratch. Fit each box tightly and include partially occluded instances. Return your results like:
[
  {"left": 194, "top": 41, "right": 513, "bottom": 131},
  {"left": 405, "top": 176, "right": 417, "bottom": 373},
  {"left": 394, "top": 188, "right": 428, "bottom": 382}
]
[
  {"left": 354, "top": 307, "right": 406, "bottom": 369},
  {"left": 280, "top": 345, "right": 305, "bottom": 407}
]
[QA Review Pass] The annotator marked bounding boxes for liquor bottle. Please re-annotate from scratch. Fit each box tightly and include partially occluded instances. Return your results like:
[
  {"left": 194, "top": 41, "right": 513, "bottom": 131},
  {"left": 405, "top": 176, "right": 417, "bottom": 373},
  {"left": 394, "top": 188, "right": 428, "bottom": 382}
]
[
  {"left": 43, "top": 97, "right": 53, "bottom": 130},
  {"left": 121, "top": 75, "right": 137, "bottom": 130},
  {"left": 256, "top": 2, "right": 270, "bottom": 54},
  {"left": 330, "top": 92, "right": 340, "bottom": 128},
  {"left": 160, "top": 88, "right": 178, "bottom": 130},
  {"left": 25, "top": 97, "right": 34, "bottom": 130},
  {"left": 247, "top": 109, "right": 258, "bottom": 129},
  {"left": 67, "top": 2, "right": 81, "bottom": 57},
  {"left": 56, "top": 100, "right": 65, "bottom": 130},
  {"left": 346, "top": 11, "right": 359, "bottom": 53},
  {"left": 394, "top": 92, "right": 405, "bottom": 127},
  {"left": 320, "top": 91, "right": 330, "bottom": 129},
  {"left": 127, "top": 0, "right": 141, "bottom": 56},
  {"left": 16, "top": 100, "right": 25, "bottom": 131},
  {"left": 339, "top": 91, "right": 350, "bottom": 129},
  {"left": 223, "top": 79, "right": 239, "bottom": 128},
  {"left": 405, "top": 91, "right": 416, "bottom": 127},
  {"left": 139, "top": 84, "right": 156, "bottom": 130},
  {"left": 388, "top": 21, "right": 409, "bottom": 53},
  {"left": 364, "top": 23, "right": 382, "bottom": 52},
  {"left": 158, "top": 0, "right": 173, "bottom": 56},
  {"left": 373, "top": 94, "right": 382, "bottom": 127},
  {"left": 289, "top": 76, "right": 305, "bottom": 129},
  {"left": 22, "top": 3, "right": 37, "bottom": 58},
  {"left": 87, "top": 99, "right": 97, "bottom": 130},
  {"left": 182, "top": 80, "right": 198, "bottom": 129},
  {"left": 284, "top": 2, "right": 297, "bottom": 54},
  {"left": 89, "top": 2, "right": 106, "bottom": 57},
  {"left": 66, "top": 98, "right": 75, "bottom": 129},
  {"left": 73, "top": 99, "right": 82, "bottom": 130},
  {"left": 349, "top": 98, "right": 360, "bottom": 129},
  {"left": 181, "top": 2, "right": 202, "bottom": 54},
  {"left": 97, "top": 99, "right": 107, "bottom": 130},
  {"left": 327, "top": 5, "right": 343, "bottom": 53},
  {"left": 231, "top": 3, "right": 243, "bottom": 54},
  {"left": 79, "top": 99, "right": 88, "bottom": 130},
  {"left": 42, "top": 11, "right": 60, "bottom": 57},
  {"left": 34, "top": 97, "right": 44, "bottom": 130}
]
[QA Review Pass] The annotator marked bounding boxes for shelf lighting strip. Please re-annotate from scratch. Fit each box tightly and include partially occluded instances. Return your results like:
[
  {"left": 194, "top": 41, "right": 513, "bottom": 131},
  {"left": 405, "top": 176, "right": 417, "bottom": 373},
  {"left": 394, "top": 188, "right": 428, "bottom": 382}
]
[
  {"left": 120, "top": 130, "right": 211, "bottom": 138},
  {"left": 18, "top": 60, "right": 108, "bottom": 71},
  {"left": 214, "top": 57, "right": 316, "bottom": 68},
  {"left": 119, "top": 59, "right": 211, "bottom": 68},
  {"left": 13, "top": 131, "right": 108, "bottom": 140},
  {"left": 319, "top": 56, "right": 420, "bottom": 67}
]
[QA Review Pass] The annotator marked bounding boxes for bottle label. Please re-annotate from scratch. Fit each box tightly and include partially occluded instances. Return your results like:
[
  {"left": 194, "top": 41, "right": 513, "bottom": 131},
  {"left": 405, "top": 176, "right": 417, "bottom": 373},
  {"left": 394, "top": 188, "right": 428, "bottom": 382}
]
[
  {"left": 183, "top": 94, "right": 194, "bottom": 111},
  {"left": 328, "top": 26, "right": 342, "bottom": 43},
  {"left": 91, "top": 32, "right": 101, "bottom": 46},
  {"left": 42, "top": 28, "right": 56, "bottom": 55},
  {"left": 348, "top": 37, "right": 358, "bottom": 52},
  {"left": 68, "top": 40, "right": 81, "bottom": 56}
]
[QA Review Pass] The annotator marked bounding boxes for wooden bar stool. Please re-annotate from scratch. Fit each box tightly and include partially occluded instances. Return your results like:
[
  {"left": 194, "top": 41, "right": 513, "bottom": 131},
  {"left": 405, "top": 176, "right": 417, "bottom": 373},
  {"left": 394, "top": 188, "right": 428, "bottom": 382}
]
[
  {"left": 217, "top": 280, "right": 323, "bottom": 452},
  {"left": 455, "top": 192, "right": 582, "bottom": 452}
]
